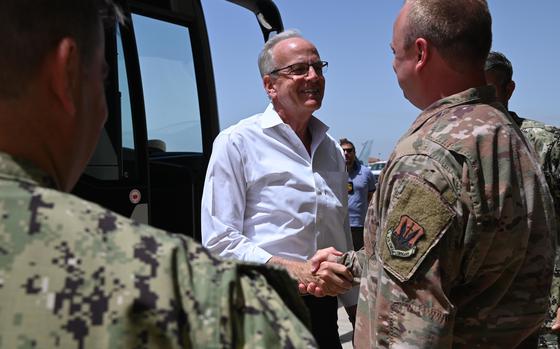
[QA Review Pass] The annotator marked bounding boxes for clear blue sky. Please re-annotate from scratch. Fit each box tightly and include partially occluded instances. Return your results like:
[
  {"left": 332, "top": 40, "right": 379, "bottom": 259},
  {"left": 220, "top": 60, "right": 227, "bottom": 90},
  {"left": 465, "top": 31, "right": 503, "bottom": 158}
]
[{"left": 201, "top": 0, "right": 560, "bottom": 159}]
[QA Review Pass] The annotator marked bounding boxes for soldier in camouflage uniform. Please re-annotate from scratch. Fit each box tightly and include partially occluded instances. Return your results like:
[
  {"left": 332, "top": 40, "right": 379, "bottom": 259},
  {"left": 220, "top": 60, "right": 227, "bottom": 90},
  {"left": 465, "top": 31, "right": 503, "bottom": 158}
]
[
  {"left": 485, "top": 50, "right": 560, "bottom": 348},
  {"left": 0, "top": 1, "right": 317, "bottom": 348},
  {"left": 303, "top": 0, "right": 557, "bottom": 347}
]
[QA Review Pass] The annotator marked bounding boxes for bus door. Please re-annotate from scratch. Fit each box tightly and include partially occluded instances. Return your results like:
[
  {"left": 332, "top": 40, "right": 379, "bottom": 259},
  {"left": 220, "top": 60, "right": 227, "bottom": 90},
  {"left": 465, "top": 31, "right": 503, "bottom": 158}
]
[{"left": 72, "top": 0, "right": 283, "bottom": 241}]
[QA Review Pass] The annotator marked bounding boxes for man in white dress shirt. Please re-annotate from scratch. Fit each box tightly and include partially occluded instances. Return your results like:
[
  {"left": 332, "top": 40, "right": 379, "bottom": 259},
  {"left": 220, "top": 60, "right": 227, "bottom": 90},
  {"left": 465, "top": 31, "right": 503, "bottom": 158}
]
[{"left": 201, "top": 30, "right": 353, "bottom": 348}]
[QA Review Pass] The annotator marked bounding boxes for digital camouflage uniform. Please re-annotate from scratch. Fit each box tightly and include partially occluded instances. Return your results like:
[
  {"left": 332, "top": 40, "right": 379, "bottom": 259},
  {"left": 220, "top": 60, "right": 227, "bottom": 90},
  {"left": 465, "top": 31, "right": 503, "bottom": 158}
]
[
  {"left": 342, "top": 87, "right": 556, "bottom": 348},
  {"left": 0, "top": 152, "right": 317, "bottom": 349},
  {"left": 510, "top": 114, "right": 560, "bottom": 349}
]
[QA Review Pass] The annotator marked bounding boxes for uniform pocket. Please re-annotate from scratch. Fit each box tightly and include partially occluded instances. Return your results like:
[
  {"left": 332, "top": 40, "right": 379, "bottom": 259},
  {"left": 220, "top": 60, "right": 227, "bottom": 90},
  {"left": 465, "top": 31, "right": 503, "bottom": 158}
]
[{"left": 387, "top": 301, "right": 452, "bottom": 348}]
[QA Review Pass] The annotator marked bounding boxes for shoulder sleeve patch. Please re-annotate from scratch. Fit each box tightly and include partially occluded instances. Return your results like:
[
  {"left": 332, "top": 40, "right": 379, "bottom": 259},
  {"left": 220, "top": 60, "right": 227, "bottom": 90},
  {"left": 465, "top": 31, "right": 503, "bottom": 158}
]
[{"left": 380, "top": 174, "right": 455, "bottom": 282}]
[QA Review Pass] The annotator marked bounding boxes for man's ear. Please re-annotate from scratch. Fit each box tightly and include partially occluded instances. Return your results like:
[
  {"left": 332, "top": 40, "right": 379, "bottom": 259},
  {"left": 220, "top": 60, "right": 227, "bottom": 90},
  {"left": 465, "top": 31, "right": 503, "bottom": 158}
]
[
  {"left": 505, "top": 80, "right": 516, "bottom": 101},
  {"left": 263, "top": 75, "right": 276, "bottom": 98},
  {"left": 47, "top": 37, "right": 80, "bottom": 116},
  {"left": 414, "top": 38, "right": 429, "bottom": 70}
]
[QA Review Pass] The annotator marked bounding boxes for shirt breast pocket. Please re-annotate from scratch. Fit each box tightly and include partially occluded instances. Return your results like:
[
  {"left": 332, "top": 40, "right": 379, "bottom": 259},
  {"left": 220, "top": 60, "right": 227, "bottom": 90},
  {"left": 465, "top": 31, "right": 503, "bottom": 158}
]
[{"left": 316, "top": 171, "right": 347, "bottom": 210}]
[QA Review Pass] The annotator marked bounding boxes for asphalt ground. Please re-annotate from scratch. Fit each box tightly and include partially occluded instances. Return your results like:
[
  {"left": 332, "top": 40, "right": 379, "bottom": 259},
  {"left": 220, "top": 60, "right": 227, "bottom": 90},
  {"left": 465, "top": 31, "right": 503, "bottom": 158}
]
[{"left": 338, "top": 304, "right": 354, "bottom": 348}]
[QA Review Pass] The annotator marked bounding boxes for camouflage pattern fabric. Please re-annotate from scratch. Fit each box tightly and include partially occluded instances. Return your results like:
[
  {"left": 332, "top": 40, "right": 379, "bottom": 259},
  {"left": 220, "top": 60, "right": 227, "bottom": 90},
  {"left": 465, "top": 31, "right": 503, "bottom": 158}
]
[
  {"left": 512, "top": 114, "right": 560, "bottom": 348},
  {"left": 346, "top": 87, "right": 556, "bottom": 348},
  {"left": 0, "top": 152, "right": 317, "bottom": 349}
]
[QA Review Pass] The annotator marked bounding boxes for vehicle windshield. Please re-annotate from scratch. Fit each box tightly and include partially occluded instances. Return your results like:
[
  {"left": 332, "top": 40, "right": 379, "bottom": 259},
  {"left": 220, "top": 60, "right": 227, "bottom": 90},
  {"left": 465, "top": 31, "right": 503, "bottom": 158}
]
[{"left": 370, "top": 163, "right": 385, "bottom": 171}]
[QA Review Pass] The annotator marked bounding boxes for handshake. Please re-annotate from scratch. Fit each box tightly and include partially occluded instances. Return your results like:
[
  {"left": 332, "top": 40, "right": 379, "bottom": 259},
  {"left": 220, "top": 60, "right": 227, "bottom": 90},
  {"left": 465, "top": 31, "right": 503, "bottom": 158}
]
[{"left": 295, "top": 247, "right": 355, "bottom": 297}]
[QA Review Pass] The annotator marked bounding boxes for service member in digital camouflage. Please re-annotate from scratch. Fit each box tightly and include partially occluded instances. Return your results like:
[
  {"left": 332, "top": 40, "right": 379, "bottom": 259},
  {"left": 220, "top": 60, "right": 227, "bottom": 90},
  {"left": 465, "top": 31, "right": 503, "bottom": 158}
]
[
  {"left": 485, "top": 50, "right": 560, "bottom": 349},
  {"left": 303, "top": 0, "right": 556, "bottom": 347},
  {"left": 0, "top": 1, "right": 317, "bottom": 348}
]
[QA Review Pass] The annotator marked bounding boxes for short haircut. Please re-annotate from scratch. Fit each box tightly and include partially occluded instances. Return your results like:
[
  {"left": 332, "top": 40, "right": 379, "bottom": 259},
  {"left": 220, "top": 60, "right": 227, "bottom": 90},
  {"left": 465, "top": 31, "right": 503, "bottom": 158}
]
[
  {"left": 0, "top": 0, "right": 120, "bottom": 99},
  {"left": 404, "top": 0, "right": 492, "bottom": 72},
  {"left": 339, "top": 138, "right": 355, "bottom": 150},
  {"left": 485, "top": 51, "right": 513, "bottom": 87},
  {"left": 258, "top": 29, "right": 303, "bottom": 77}
]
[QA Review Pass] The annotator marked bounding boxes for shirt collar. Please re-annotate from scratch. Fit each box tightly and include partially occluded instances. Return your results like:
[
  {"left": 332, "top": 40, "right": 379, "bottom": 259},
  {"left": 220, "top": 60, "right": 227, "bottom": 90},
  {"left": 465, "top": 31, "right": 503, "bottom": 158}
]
[
  {"left": 260, "top": 103, "right": 330, "bottom": 141},
  {"left": 407, "top": 86, "right": 496, "bottom": 136},
  {"left": 261, "top": 103, "right": 285, "bottom": 129},
  {"left": 0, "top": 152, "right": 57, "bottom": 189},
  {"left": 508, "top": 110, "right": 524, "bottom": 125}
]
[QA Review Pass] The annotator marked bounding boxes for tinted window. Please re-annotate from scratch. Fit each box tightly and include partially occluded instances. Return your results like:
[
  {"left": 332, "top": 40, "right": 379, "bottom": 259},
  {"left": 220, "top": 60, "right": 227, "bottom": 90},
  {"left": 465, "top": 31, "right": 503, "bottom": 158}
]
[
  {"left": 118, "top": 26, "right": 135, "bottom": 151},
  {"left": 133, "top": 14, "right": 202, "bottom": 153}
]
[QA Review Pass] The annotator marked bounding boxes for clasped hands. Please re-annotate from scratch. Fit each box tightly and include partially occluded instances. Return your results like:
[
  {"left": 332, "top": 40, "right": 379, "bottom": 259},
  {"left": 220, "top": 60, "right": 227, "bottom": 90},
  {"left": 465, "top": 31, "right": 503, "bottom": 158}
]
[{"left": 297, "top": 247, "right": 353, "bottom": 297}]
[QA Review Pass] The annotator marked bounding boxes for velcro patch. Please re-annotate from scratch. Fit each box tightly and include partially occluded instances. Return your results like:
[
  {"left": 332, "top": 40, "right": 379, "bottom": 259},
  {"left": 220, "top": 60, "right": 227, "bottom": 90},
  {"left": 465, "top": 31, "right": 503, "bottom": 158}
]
[{"left": 380, "top": 174, "right": 454, "bottom": 282}]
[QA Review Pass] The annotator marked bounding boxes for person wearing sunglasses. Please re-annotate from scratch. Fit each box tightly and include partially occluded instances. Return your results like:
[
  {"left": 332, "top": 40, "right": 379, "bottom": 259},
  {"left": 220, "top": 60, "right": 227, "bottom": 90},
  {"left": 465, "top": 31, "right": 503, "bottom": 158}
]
[{"left": 201, "top": 29, "right": 354, "bottom": 348}]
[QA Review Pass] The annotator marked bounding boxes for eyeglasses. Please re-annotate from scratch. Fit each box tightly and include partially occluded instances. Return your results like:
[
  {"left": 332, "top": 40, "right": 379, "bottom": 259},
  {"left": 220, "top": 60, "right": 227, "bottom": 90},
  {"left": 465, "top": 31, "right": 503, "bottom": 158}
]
[
  {"left": 342, "top": 148, "right": 354, "bottom": 153},
  {"left": 269, "top": 61, "right": 328, "bottom": 77}
]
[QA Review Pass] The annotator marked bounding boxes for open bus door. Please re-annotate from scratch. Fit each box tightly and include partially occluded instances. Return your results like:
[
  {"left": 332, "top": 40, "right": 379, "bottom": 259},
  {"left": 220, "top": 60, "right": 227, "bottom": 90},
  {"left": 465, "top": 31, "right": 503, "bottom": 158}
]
[{"left": 72, "top": 0, "right": 283, "bottom": 242}]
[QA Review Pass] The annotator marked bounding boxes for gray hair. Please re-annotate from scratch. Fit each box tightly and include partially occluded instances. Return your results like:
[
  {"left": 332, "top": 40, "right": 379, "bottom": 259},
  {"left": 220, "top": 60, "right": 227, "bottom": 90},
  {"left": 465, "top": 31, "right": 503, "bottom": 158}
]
[
  {"left": 0, "top": 0, "right": 122, "bottom": 99},
  {"left": 258, "top": 29, "right": 303, "bottom": 77},
  {"left": 485, "top": 51, "right": 513, "bottom": 87},
  {"left": 404, "top": 0, "right": 492, "bottom": 72}
]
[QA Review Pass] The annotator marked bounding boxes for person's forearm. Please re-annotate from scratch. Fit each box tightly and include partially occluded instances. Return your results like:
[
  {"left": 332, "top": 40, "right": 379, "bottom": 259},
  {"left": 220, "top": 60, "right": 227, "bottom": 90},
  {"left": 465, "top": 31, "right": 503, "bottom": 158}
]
[
  {"left": 267, "top": 256, "right": 311, "bottom": 282},
  {"left": 337, "top": 249, "right": 365, "bottom": 286}
]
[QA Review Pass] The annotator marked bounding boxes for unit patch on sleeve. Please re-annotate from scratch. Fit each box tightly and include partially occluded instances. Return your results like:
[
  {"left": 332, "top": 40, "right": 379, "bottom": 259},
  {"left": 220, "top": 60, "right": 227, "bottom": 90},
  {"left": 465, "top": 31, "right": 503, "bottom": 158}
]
[
  {"left": 386, "top": 215, "right": 425, "bottom": 258},
  {"left": 380, "top": 174, "right": 455, "bottom": 282}
]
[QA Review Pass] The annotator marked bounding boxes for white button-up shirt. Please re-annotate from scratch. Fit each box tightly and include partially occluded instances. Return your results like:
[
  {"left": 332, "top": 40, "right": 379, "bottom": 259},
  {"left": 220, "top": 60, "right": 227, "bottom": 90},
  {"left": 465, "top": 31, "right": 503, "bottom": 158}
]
[{"left": 201, "top": 104, "right": 352, "bottom": 264}]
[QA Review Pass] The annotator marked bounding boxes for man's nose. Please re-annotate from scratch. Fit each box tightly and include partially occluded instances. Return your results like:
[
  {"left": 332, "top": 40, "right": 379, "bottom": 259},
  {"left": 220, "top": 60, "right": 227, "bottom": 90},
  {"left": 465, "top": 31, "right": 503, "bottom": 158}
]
[{"left": 305, "top": 65, "right": 320, "bottom": 80}]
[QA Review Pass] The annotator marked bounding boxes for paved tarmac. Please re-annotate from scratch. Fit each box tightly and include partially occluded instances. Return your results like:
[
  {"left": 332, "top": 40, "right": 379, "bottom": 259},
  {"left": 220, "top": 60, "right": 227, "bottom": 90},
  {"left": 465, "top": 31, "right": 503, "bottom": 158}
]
[{"left": 338, "top": 304, "right": 354, "bottom": 348}]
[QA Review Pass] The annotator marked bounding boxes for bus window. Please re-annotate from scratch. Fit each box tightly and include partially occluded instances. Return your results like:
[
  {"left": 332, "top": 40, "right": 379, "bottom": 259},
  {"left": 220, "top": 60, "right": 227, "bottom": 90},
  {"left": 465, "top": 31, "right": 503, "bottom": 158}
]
[
  {"left": 132, "top": 14, "right": 203, "bottom": 153},
  {"left": 118, "top": 26, "right": 134, "bottom": 152}
]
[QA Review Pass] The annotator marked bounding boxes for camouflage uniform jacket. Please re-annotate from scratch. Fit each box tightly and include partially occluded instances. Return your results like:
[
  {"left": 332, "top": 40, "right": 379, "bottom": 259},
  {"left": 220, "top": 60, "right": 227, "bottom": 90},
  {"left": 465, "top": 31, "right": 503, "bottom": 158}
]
[
  {"left": 345, "top": 87, "right": 557, "bottom": 348},
  {"left": 509, "top": 113, "right": 560, "bottom": 348},
  {"left": 0, "top": 152, "right": 317, "bottom": 349},
  {"left": 510, "top": 112, "right": 560, "bottom": 212}
]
